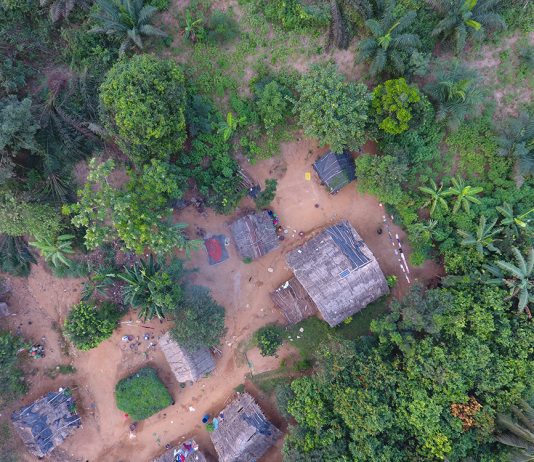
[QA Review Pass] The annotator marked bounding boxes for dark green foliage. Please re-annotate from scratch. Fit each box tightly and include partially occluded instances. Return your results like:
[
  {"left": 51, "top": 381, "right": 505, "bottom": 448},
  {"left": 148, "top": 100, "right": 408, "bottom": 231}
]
[
  {"left": 425, "top": 61, "right": 483, "bottom": 131},
  {"left": 99, "top": 55, "right": 186, "bottom": 165},
  {"left": 495, "top": 400, "right": 534, "bottom": 461},
  {"left": 0, "top": 57, "right": 31, "bottom": 97},
  {"left": 284, "top": 284, "right": 533, "bottom": 461},
  {"left": 371, "top": 78, "right": 421, "bottom": 135},
  {"left": 206, "top": 10, "right": 240, "bottom": 44},
  {"left": 0, "top": 235, "right": 36, "bottom": 276},
  {"left": 294, "top": 63, "right": 370, "bottom": 153},
  {"left": 255, "top": 324, "right": 283, "bottom": 356},
  {"left": 41, "top": 0, "right": 90, "bottom": 22},
  {"left": 115, "top": 367, "right": 172, "bottom": 420},
  {"left": 0, "top": 330, "right": 28, "bottom": 409},
  {"left": 358, "top": 2, "right": 421, "bottom": 76},
  {"left": 170, "top": 286, "right": 226, "bottom": 350},
  {"left": 64, "top": 301, "right": 121, "bottom": 350},
  {"left": 429, "top": 0, "right": 506, "bottom": 53},
  {"left": 255, "top": 0, "right": 331, "bottom": 30},
  {"left": 185, "top": 94, "right": 217, "bottom": 137},
  {"left": 355, "top": 154, "right": 407, "bottom": 205},
  {"left": 0, "top": 96, "right": 39, "bottom": 157},
  {"left": 91, "top": 0, "right": 167, "bottom": 54},
  {"left": 255, "top": 179, "right": 278, "bottom": 209},
  {"left": 255, "top": 81, "right": 291, "bottom": 133},
  {"left": 117, "top": 255, "right": 184, "bottom": 321},
  {"left": 275, "top": 383, "right": 295, "bottom": 419},
  {"left": 178, "top": 133, "right": 245, "bottom": 214}
]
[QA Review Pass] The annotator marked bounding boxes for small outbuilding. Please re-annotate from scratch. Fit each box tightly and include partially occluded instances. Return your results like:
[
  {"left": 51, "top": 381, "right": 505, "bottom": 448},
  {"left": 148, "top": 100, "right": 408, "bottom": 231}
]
[
  {"left": 210, "top": 393, "right": 281, "bottom": 462},
  {"left": 230, "top": 211, "right": 279, "bottom": 261},
  {"left": 152, "top": 439, "right": 207, "bottom": 462},
  {"left": 159, "top": 332, "right": 215, "bottom": 383},
  {"left": 313, "top": 151, "right": 356, "bottom": 193},
  {"left": 11, "top": 389, "right": 81, "bottom": 458},
  {"left": 274, "top": 221, "right": 389, "bottom": 326}
]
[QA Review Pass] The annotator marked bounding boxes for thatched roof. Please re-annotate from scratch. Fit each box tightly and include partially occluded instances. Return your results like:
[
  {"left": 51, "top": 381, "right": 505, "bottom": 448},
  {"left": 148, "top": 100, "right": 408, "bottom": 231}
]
[
  {"left": 313, "top": 151, "right": 356, "bottom": 193},
  {"left": 230, "top": 211, "right": 279, "bottom": 260},
  {"left": 210, "top": 393, "right": 281, "bottom": 462},
  {"left": 286, "top": 221, "right": 389, "bottom": 327},
  {"left": 11, "top": 389, "right": 81, "bottom": 458},
  {"left": 271, "top": 277, "right": 317, "bottom": 324},
  {"left": 160, "top": 333, "right": 215, "bottom": 383},
  {"left": 152, "top": 439, "right": 207, "bottom": 462}
]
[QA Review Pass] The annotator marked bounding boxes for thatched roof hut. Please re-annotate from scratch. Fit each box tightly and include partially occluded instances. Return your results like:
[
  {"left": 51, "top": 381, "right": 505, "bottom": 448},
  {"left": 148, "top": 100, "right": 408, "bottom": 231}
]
[
  {"left": 230, "top": 211, "right": 279, "bottom": 260},
  {"left": 11, "top": 389, "right": 81, "bottom": 458},
  {"left": 313, "top": 151, "right": 356, "bottom": 193},
  {"left": 160, "top": 333, "right": 215, "bottom": 383},
  {"left": 285, "top": 221, "right": 389, "bottom": 326},
  {"left": 271, "top": 277, "right": 317, "bottom": 324},
  {"left": 210, "top": 393, "right": 281, "bottom": 462},
  {"left": 152, "top": 439, "right": 207, "bottom": 462}
]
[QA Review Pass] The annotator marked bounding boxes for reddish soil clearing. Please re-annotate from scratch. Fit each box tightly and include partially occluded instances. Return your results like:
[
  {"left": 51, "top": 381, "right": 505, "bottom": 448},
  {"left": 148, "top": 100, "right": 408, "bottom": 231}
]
[{"left": 1, "top": 138, "right": 442, "bottom": 462}]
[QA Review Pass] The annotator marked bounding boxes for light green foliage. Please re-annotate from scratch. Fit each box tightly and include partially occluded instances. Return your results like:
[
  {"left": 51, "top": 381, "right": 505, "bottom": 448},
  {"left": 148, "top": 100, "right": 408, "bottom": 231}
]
[
  {"left": 67, "top": 158, "right": 188, "bottom": 254},
  {"left": 0, "top": 330, "right": 28, "bottom": 408},
  {"left": 419, "top": 179, "right": 449, "bottom": 215},
  {"left": 255, "top": 179, "right": 278, "bottom": 209},
  {"left": 218, "top": 112, "right": 245, "bottom": 141},
  {"left": 117, "top": 255, "right": 183, "bottom": 321},
  {"left": 371, "top": 78, "right": 421, "bottom": 135},
  {"left": 355, "top": 154, "right": 407, "bottom": 205},
  {"left": 358, "top": 4, "right": 421, "bottom": 76},
  {"left": 30, "top": 234, "right": 74, "bottom": 269},
  {"left": 447, "top": 176, "right": 483, "bottom": 214},
  {"left": 284, "top": 284, "right": 533, "bottom": 461},
  {"left": 177, "top": 133, "right": 245, "bottom": 214},
  {"left": 0, "top": 96, "right": 39, "bottom": 156},
  {"left": 0, "top": 193, "right": 61, "bottom": 239},
  {"left": 115, "top": 367, "right": 172, "bottom": 420},
  {"left": 170, "top": 286, "right": 226, "bottom": 350},
  {"left": 64, "top": 302, "right": 120, "bottom": 350},
  {"left": 255, "top": 324, "right": 283, "bottom": 356},
  {"left": 430, "top": 0, "right": 506, "bottom": 53},
  {"left": 91, "top": 0, "right": 167, "bottom": 54},
  {"left": 99, "top": 55, "right": 186, "bottom": 165},
  {"left": 294, "top": 63, "right": 370, "bottom": 153},
  {"left": 256, "top": 81, "right": 290, "bottom": 133}
]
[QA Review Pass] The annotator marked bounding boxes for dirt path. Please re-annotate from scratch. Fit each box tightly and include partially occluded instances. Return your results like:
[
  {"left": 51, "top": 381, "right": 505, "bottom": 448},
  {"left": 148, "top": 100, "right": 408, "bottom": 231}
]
[{"left": 1, "top": 138, "right": 442, "bottom": 462}]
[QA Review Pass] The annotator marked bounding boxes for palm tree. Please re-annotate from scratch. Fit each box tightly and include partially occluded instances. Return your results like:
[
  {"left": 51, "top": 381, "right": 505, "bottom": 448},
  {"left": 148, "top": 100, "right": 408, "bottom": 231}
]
[
  {"left": 497, "top": 202, "right": 534, "bottom": 235},
  {"left": 496, "top": 112, "right": 534, "bottom": 181},
  {"left": 358, "top": 2, "right": 421, "bottom": 76},
  {"left": 457, "top": 215, "right": 501, "bottom": 256},
  {"left": 117, "top": 255, "right": 182, "bottom": 321},
  {"left": 424, "top": 62, "right": 483, "bottom": 130},
  {"left": 485, "top": 247, "right": 533, "bottom": 317},
  {"left": 446, "top": 176, "right": 483, "bottom": 213},
  {"left": 29, "top": 234, "right": 75, "bottom": 268},
  {"left": 39, "top": 0, "right": 90, "bottom": 22},
  {"left": 495, "top": 400, "right": 534, "bottom": 461},
  {"left": 91, "top": 0, "right": 167, "bottom": 54},
  {"left": 418, "top": 178, "right": 450, "bottom": 215},
  {"left": 428, "top": 0, "right": 506, "bottom": 53}
]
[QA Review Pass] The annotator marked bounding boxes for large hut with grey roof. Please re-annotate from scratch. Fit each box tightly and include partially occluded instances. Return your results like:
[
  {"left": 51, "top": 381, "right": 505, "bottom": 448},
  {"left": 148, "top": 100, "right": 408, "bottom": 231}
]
[
  {"left": 210, "top": 393, "right": 281, "bottom": 462},
  {"left": 272, "top": 220, "right": 389, "bottom": 326},
  {"left": 159, "top": 332, "right": 215, "bottom": 384},
  {"left": 11, "top": 388, "right": 81, "bottom": 458}
]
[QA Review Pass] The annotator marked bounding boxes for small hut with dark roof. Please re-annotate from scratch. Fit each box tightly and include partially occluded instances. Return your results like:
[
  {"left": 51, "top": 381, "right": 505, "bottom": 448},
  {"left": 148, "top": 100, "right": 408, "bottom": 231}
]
[
  {"left": 152, "top": 439, "right": 207, "bottom": 462},
  {"left": 210, "top": 393, "right": 281, "bottom": 462},
  {"left": 159, "top": 333, "right": 215, "bottom": 383},
  {"left": 11, "top": 389, "right": 81, "bottom": 458},
  {"left": 313, "top": 151, "right": 356, "bottom": 193},
  {"left": 230, "top": 211, "right": 279, "bottom": 261},
  {"left": 273, "top": 221, "right": 389, "bottom": 326}
]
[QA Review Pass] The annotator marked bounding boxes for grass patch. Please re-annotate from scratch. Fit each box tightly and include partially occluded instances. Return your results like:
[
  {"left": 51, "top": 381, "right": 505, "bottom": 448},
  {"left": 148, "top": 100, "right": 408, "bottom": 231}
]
[
  {"left": 0, "top": 420, "right": 19, "bottom": 462},
  {"left": 250, "top": 369, "right": 293, "bottom": 394},
  {"left": 286, "top": 317, "right": 332, "bottom": 361},
  {"left": 45, "top": 364, "right": 77, "bottom": 379},
  {"left": 335, "top": 296, "right": 389, "bottom": 340},
  {"left": 115, "top": 367, "right": 172, "bottom": 421}
]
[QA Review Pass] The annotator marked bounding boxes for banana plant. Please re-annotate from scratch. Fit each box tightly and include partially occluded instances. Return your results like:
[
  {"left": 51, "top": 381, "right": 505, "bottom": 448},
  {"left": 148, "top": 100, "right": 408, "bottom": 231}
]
[
  {"left": 447, "top": 176, "right": 483, "bottom": 214},
  {"left": 418, "top": 178, "right": 449, "bottom": 215},
  {"left": 218, "top": 112, "right": 246, "bottom": 142},
  {"left": 30, "top": 234, "right": 75, "bottom": 268},
  {"left": 457, "top": 215, "right": 502, "bottom": 256},
  {"left": 497, "top": 202, "right": 534, "bottom": 234}
]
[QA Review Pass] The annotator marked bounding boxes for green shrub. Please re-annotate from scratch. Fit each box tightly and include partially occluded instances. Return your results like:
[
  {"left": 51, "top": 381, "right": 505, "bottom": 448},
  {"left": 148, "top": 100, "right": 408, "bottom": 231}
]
[
  {"left": 255, "top": 80, "right": 291, "bottom": 132},
  {"left": 115, "top": 367, "right": 172, "bottom": 420},
  {"left": 0, "top": 330, "right": 28, "bottom": 409},
  {"left": 294, "top": 63, "right": 370, "bottom": 153},
  {"left": 260, "top": 0, "right": 330, "bottom": 30},
  {"left": 293, "top": 358, "right": 312, "bottom": 372},
  {"left": 386, "top": 275, "right": 398, "bottom": 288},
  {"left": 255, "top": 324, "right": 283, "bottom": 356},
  {"left": 0, "top": 235, "right": 36, "bottom": 277},
  {"left": 99, "top": 55, "right": 187, "bottom": 165},
  {"left": 255, "top": 179, "right": 278, "bottom": 209},
  {"left": 146, "top": 0, "right": 169, "bottom": 10},
  {"left": 207, "top": 10, "right": 239, "bottom": 43},
  {"left": 64, "top": 302, "right": 121, "bottom": 350},
  {"left": 371, "top": 78, "right": 421, "bottom": 135}
]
